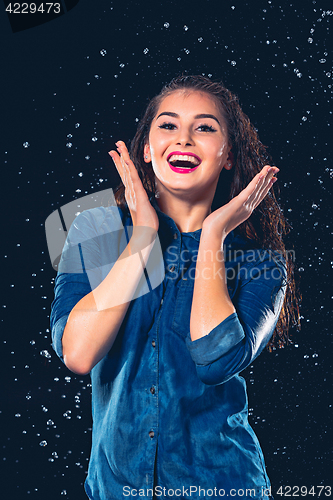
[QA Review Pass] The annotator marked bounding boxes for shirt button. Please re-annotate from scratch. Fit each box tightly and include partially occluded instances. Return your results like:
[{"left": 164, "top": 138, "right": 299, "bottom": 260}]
[
  {"left": 149, "top": 431, "right": 154, "bottom": 438},
  {"left": 150, "top": 386, "right": 155, "bottom": 395},
  {"left": 151, "top": 340, "right": 156, "bottom": 348},
  {"left": 169, "top": 265, "right": 175, "bottom": 272},
  {"left": 173, "top": 233, "right": 178, "bottom": 239}
]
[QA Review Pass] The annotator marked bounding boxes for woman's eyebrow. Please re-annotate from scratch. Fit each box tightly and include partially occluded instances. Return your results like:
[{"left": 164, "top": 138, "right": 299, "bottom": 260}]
[
  {"left": 195, "top": 113, "right": 220, "bottom": 125},
  {"left": 156, "top": 111, "right": 220, "bottom": 125}
]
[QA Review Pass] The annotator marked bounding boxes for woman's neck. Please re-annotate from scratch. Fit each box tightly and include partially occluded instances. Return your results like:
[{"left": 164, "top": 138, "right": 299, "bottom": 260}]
[{"left": 155, "top": 193, "right": 212, "bottom": 233}]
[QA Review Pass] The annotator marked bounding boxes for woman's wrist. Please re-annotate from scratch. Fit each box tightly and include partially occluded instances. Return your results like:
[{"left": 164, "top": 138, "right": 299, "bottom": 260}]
[{"left": 200, "top": 222, "right": 227, "bottom": 250}]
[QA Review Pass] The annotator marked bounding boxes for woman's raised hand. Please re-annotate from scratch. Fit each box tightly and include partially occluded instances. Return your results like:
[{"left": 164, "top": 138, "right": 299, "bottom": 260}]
[
  {"left": 203, "top": 165, "right": 279, "bottom": 238},
  {"left": 108, "top": 141, "right": 159, "bottom": 235}
]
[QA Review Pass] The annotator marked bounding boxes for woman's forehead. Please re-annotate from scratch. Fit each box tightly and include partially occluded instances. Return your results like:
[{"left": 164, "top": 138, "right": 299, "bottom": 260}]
[{"left": 156, "top": 89, "right": 222, "bottom": 114}]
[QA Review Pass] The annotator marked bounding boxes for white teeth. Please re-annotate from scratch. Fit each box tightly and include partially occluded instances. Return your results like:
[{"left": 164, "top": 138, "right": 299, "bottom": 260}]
[{"left": 168, "top": 154, "right": 200, "bottom": 166}]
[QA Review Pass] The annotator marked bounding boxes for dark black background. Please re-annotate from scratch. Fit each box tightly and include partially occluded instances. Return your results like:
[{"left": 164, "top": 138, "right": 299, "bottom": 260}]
[{"left": 1, "top": 0, "right": 332, "bottom": 498}]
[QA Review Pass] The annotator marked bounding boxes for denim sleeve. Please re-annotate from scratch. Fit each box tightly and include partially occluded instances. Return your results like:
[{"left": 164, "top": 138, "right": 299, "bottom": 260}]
[
  {"left": 50, "top": 273, "right": 92, "bottom": 363},
  {"left": 186, "top": 252, "right": 287, "bottom": 385},
  {"left": 49, "top": 209, "right": 105, "bottom": 364},
  {"left": 50, "top": 206, "right": 129, "bottom": 364}
]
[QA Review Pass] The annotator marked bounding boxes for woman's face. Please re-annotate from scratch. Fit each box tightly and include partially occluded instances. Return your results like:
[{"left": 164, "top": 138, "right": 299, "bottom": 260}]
[{"left": 144, "top": 90, "right": 232, "bottom": 201}]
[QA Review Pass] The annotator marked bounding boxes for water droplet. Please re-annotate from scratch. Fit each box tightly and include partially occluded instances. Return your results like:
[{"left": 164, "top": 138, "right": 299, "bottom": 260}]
[{"left": 40, "top": 350, "right": 51, "bottom": 358}]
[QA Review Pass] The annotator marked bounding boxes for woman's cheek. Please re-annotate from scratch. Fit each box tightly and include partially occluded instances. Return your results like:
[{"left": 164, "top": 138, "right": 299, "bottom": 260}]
[
  {"left": 150, "top": 152, "right": 168, "bottom": 184},
  {"left": 216, "top": 142, "right": 228, "bottom": 160}
]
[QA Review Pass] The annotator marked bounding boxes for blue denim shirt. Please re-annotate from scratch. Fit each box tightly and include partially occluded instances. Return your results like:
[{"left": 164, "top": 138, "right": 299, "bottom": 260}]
[{"left": 50, "top": 200, "right": 286, "bottom": 500}]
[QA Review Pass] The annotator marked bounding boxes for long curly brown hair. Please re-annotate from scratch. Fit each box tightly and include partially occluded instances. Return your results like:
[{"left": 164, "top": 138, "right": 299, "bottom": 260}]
[{"left": 114, "top": 75, "right": 301, "bottom": 350}]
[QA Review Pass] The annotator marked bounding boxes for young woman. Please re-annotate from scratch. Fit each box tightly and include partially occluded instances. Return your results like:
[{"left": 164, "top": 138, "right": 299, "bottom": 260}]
[{"left": 51, "top": 75, "right": 299, "bottom": 500}]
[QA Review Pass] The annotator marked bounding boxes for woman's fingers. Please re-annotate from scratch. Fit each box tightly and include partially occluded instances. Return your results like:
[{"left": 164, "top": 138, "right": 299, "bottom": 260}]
[
  {"left": 249, "top": 166, "right": 279, "bottom": 207},
  {"left": 241, "top": 165, "right": 271, "bottom": 198},
  {"left": 116, "top": 141, "right": 141, "bottom": 187},
  {"left": 254, "top": 175, "right": 277, "bottom": 209},
  {"left": 238, "top": 165, "right": 278, "bottom": 214},
  {"left": 109, "top": 141, "right": 136, "bottom": 188},
  {"left": 108, "top": 150, "right": 125, "bottom": 185},
  {"left": 256, "top": 166, "right": 279, "bottom": 202}
]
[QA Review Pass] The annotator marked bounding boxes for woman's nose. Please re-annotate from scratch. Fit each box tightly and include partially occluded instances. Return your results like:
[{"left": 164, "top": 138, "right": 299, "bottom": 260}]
[{"left": 175, "top": 128, "right": 193, "bottom": 146}]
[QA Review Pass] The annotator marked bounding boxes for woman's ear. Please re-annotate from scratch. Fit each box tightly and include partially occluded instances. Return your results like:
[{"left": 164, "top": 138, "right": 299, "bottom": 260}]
[
  {"left": 143, "top": 144, "right": 151, "bottom": 163},
  {"left": 224, "top": 148, "right": 234, "bottom": 170}
]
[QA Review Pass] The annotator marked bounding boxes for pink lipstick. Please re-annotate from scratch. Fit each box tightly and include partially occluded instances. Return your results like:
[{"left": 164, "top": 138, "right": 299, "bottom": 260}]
[{"left": 167, "top": 151, "right": 201, "bottom": 174}]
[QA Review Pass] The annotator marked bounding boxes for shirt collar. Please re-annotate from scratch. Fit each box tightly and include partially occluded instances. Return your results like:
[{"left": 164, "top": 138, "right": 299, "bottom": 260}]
[{"left": 150, "top": 196, "right": 234, "bottom": 245}]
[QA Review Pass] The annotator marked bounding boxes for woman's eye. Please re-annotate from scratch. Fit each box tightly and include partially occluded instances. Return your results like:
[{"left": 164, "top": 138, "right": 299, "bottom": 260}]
[
  {"left": 158, "top": 122, "right": 177, "bottom": 130},
  {"left": 197, "top": 124, "right": 216, "bottom": 132},
  {"left": 157, "top": 122, "right": 216, "bottom": 132}
]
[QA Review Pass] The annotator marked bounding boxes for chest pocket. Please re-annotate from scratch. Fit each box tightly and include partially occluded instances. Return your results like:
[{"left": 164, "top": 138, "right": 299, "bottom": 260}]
[{"left": 172, "top": 279, "right": 236, "bottom": 339}]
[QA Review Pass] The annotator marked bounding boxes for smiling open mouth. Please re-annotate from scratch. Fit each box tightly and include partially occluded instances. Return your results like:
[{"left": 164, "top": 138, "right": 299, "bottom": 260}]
[{"left": 167, "top": 153, "right": 201, "bottom": 173}]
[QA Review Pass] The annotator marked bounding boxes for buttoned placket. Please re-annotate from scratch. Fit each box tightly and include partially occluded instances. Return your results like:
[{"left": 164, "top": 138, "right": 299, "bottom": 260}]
[
  {"left": 166, "top": 226, "right": 181, "bottom": 279},
  {"left": 147, "top": 222, "right": 181, "bottom": 451},
  {"left": 148, "top": 335, "right": 157, "bottom": 440}
]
